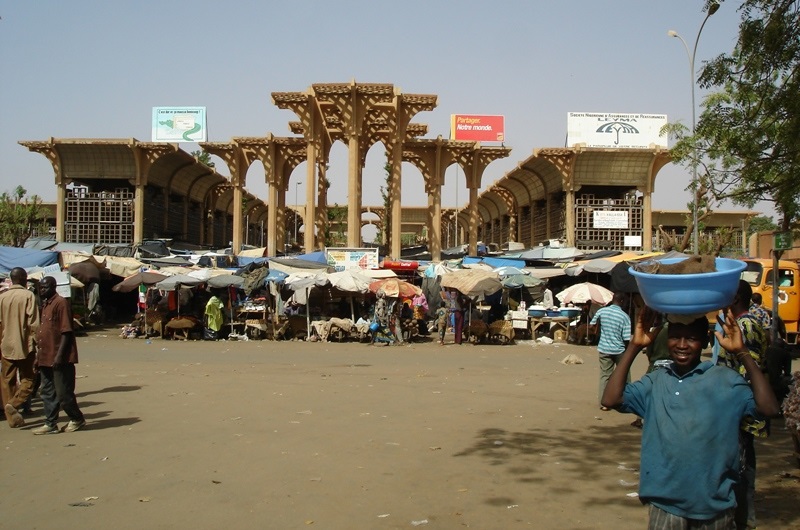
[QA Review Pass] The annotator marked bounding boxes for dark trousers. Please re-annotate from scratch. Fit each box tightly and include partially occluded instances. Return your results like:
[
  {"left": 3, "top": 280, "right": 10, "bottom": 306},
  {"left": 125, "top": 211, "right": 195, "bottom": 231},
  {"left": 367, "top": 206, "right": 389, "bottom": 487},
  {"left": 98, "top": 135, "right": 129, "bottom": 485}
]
[
  {"left": 734, "top": 432, "right": 756, "bottom": 529},
  {"left": 38, "top": 365, "right": 84, "bottom": 427},
  {"left": 453, "top": 310, "right": 464, "bottom": 344}
]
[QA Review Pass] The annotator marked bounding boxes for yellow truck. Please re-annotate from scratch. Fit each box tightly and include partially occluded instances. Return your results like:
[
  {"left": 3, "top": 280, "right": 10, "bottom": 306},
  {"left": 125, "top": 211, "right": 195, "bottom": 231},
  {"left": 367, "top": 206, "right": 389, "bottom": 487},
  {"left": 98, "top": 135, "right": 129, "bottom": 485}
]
[{"left": 741, "top": 258, "right": 799, "bottom": 343}]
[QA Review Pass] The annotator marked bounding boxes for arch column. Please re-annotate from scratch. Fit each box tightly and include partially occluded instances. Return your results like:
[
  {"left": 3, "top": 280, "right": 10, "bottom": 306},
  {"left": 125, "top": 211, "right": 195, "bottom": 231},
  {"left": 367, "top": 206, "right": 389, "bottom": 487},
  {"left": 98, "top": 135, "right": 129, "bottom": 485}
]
[
  {"left": 456, "top": 145, "right": 511, "bottom": 256},
  {"left": 198, "top": 142, "right": 249, "bottom": 254},
  {"left": 644, "top": 150, "right": 672, "bottom": 251},
  {"left": 404, "top": 137, "right": 477, "bottom": 261},
  {"left": 387, "top": 93, "right": 437, "bottom": 259}
]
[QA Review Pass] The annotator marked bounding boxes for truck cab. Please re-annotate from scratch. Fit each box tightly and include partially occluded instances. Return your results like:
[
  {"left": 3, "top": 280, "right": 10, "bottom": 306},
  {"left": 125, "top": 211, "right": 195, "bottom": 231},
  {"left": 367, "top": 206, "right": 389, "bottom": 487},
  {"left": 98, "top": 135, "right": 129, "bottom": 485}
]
[{"left": 741, "top": 258, "right": 799, "bottom": 343}]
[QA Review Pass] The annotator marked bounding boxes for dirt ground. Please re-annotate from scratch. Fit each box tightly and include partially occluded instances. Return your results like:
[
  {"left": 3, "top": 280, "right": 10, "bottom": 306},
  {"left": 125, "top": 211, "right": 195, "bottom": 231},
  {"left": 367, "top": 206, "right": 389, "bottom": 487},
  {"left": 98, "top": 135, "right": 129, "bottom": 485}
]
[{"left": 1, "top": 329, "right": 798, "bottom": 530}]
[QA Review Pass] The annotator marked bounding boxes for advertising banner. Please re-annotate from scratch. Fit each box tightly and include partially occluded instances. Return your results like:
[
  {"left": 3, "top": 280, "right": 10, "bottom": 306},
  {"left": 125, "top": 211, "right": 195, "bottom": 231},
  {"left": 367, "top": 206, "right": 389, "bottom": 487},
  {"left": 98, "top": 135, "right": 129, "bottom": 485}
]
[
  {"left": 325, "top": 247, "right": 379, "bottom": 272},
  {"left": 567, "top": 112, "right": 667, "bottom": 149},
  {"left": 450, "top": 114, "right": 505, "bottom": 142},
  {"left": 152, "top": 107, "right": 208, "bottom": 142}
]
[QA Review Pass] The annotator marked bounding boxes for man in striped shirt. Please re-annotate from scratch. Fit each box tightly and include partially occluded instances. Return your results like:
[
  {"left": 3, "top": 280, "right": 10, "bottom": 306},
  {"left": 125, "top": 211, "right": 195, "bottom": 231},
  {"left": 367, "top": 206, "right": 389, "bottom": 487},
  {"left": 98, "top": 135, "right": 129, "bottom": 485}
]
[{"left": 590, "top": 292, "right": 631, "bottom": 409}]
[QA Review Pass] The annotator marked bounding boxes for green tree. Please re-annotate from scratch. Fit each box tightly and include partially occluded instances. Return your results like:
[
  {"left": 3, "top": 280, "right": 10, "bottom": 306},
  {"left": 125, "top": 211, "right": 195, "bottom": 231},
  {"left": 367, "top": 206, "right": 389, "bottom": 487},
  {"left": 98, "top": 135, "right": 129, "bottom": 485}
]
[
  {"left": 0, "top": 186, "right": 47, "bottom": 247},
  {"left": 191, "top": 149, "right": 215, "bottom": 169},
  {"left": 325, "top": 203, "right": 347, "bottom": 246},
  {"left": 747, "top": 214, "right": 779, "bottom": 235},
  {"left": 671, "top": 0, "right": 800, "bottom": 232}
]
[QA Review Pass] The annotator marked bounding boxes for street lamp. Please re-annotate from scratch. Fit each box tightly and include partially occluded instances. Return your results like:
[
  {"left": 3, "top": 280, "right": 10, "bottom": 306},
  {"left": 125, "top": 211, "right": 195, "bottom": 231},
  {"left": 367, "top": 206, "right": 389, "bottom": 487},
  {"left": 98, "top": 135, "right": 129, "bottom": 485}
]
[
  {"left": 668, "top": 2, "right": 719, "bottom": 254},
  {"left": 294, "top": 181, "right": 302, "bottom": 244}
]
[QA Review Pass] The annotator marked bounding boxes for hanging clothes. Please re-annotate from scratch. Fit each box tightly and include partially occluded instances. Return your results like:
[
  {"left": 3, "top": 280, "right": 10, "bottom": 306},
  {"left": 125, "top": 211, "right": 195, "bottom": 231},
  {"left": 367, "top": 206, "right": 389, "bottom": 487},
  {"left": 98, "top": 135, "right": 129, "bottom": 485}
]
[{"left": 204, "top": 296, "right": 225, "bottom": 332}]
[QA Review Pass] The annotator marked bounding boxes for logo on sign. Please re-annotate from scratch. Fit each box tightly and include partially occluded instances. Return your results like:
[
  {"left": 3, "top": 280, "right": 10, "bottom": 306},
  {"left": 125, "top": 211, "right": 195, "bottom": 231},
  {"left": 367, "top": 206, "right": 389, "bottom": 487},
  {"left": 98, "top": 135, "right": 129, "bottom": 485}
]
[{"left": 595, "top": 121, "right": 640, "bottom": 146}]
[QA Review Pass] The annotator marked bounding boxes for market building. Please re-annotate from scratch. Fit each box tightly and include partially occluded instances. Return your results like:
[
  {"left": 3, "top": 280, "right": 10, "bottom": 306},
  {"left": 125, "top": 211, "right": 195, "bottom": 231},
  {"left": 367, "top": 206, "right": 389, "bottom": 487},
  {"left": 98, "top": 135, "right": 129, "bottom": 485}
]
[{"left": 20, "top": 82, "right": 756, "bottom": 259}]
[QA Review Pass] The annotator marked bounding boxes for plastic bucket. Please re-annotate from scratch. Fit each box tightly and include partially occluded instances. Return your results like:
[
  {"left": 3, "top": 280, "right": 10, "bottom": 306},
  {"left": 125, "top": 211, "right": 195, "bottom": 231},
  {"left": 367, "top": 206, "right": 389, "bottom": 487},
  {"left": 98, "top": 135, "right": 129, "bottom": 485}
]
[{"left": 629, "top": 257, "right": 746, "bottom": 314}]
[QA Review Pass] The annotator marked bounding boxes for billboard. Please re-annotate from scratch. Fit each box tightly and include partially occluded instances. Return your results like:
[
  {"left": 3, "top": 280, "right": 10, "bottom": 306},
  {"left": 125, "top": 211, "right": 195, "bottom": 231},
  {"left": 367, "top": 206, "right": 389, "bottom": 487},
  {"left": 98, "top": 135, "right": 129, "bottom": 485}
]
[
  {"left": 325, "top": 247, "right": 379, "bottom": 272},
  {"left": 152, "top": 107, "right": 208, "bottom": 142},
  {"left": 450, "top": 114, "right": 505, "bottom": 142},
  {"left": 567, "top": 112, "right": 667, "bottom": 149}
]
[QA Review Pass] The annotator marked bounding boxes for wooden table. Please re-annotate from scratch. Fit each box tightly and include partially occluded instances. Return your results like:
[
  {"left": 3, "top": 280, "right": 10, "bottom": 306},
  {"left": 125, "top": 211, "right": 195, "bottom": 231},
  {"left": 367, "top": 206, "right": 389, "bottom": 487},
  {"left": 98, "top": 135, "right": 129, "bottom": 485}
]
[{"left": 529, "top": 316, "right": 572, "bottom": 341}]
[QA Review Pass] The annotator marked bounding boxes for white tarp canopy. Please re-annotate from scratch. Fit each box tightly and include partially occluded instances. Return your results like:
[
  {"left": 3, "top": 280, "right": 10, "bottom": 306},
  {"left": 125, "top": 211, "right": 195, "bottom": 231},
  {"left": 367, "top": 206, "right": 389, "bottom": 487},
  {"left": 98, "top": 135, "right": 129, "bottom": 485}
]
[
  {"left": 187, "top": 268, "right": 236, "bottom": 281},
  {"left": 516, "top": 247, "right": 585, "bottom": 262},
  {"left": 326, "top": 270, "right": 372, "bottom": 293}
]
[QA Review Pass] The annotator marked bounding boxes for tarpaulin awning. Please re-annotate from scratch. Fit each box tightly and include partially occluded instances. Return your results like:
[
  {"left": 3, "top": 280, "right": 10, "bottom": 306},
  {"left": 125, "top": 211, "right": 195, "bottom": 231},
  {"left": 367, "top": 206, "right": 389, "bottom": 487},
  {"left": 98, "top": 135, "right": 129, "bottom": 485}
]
[
  {"left": 112, "top": 271, "right": 168, "bottom": 292},
  {"left": 439, "top": 269, "right": 502, "bottom": 299},
  {"left": 501, "top": 274, "right": 544, "bottom": 289},
  {"left": 269, "top": 256, "right": 332, "bottom": 275},
  {"left": 515, "top": 247, "right": 585, "bottom": 262},
  {"left": 462, "top": 256, "right": 526, "bottom": 269},
  {"left": 368, "top": 278, "right": 421, "bottom": 298},
  {"left": 328, "top": 270, "right": 372, "bottom": 293},
  {"left": 207, "top": 274, "right": 245, "bottom": 289},
  {"left": 577, "top": 251, "right": 665, "bottom": 274},
  {"left": 155, "top": 274, "right": 204, "bottom": 291},
  {"left": 523, "top": 267, "right": 567, "bottom": 280},
  {"left": 0, "top": 246, "right": 59, "bottom": 273}
]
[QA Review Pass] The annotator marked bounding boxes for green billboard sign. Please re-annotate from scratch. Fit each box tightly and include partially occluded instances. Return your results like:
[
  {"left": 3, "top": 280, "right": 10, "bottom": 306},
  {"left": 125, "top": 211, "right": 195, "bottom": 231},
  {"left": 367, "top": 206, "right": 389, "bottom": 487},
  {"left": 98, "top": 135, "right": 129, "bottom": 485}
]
[{"left": 774, "top": 231, "right": 793, "bottom": 251}]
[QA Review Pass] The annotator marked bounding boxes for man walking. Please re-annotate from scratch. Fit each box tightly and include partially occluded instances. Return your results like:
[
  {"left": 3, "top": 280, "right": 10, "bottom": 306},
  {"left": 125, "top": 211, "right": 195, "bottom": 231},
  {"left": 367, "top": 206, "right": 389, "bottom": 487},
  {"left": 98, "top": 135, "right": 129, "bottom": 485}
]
[
  {"left": 0, "top": 267, "right": 40, "bottom": 428},
  {"left": 590, "top": 292, "right": 631, "bottom": 409},
  {"left": 32, "top": 276, "right": 85, "bottom": 434}
]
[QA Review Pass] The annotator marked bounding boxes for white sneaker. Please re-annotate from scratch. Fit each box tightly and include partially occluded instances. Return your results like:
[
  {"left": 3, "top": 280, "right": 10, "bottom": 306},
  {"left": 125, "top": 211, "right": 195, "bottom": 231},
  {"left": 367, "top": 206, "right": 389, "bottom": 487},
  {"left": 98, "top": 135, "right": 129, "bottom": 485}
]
[
  {"left": 32, "top": 424, "right": 59, "bottom": 435},
  {"left": 64, "top": 419, "right": 86, "bottom": 433}
]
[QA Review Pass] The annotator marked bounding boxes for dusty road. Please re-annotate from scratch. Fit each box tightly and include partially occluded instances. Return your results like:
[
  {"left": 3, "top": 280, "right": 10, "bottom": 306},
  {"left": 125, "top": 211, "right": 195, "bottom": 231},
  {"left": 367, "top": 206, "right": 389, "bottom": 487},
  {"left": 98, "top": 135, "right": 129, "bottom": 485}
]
[{"left": 1, "top": 330, "right": 798, "bottom": 529}]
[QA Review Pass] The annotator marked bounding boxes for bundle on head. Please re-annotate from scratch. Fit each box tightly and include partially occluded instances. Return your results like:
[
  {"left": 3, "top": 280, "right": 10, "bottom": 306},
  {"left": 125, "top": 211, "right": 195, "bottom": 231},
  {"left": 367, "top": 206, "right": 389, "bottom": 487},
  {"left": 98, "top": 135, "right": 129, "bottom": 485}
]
[{"left": 638, "top": 255, "right": 716, "bottom": 275}]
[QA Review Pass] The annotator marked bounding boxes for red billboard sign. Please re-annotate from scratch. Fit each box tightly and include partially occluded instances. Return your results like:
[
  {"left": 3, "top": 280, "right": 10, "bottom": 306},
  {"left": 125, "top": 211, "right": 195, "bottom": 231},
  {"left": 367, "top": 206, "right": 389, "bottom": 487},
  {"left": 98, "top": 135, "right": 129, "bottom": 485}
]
[{"left": 450, "top": 114, "right": 505, "bottom": 142}]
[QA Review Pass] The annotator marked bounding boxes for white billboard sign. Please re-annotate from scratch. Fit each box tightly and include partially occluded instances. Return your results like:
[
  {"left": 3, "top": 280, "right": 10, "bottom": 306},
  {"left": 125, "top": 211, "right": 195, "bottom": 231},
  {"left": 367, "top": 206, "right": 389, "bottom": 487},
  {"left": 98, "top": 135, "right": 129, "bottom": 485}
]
[
  {"left": 593, "top": 210, "right": 629, "bottom": 229},
  {"left": 325, "top": 247, "right": 379, "bottom": 272},
  {"left": 567, "top": 112, "right": 667, "bottom": 149},
  {"left": 152, "top": 107, "right": 208, "bottom": 142}
]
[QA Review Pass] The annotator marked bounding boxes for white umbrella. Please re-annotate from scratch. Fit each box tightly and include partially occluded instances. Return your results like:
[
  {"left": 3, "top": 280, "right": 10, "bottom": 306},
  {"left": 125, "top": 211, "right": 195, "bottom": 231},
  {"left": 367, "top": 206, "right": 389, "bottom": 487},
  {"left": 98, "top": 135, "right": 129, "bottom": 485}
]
[
  {"left": 556, "top": 282, "right": 613, "bottom": 305},
  {"left": 328, "top": 270, "right": 372, "bottom": 293}
]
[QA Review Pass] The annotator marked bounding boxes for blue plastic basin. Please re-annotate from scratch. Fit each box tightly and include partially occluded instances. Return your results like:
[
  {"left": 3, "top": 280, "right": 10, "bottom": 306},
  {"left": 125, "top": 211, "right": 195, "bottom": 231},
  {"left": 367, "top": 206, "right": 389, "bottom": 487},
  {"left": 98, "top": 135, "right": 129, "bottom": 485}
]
[
  {"left": 629, "top": 257, "right": 746, "bottom": 314},
  {"left": 528, "top": 309, "right": 546, "bottom": 318},
  {"left": 559, "top": 308, "right": 581, "bottom": 319}
]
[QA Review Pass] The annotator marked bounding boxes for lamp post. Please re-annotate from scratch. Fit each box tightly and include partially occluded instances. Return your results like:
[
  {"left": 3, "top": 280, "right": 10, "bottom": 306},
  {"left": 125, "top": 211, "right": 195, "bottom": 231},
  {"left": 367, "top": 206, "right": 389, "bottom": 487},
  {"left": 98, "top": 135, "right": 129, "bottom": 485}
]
[
  {"left": 668, "top": 2, "right": 719, "bottom": 254},
  {"left": 294, "top": 181, "right": 302, "bottom": 244}
]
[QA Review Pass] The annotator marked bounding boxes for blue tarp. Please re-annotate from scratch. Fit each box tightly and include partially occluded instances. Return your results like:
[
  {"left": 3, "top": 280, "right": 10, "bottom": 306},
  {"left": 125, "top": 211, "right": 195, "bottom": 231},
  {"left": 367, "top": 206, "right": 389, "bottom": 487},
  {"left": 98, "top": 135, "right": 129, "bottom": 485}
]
[
  {"left": 0, "top": 246, "right": 59, "bottom": 273},
  {"left": 296, "top": 251, "right": 328, "bottom": 264},
  {"left": 264, "top": 269, "right": 289, "bottom": 283},
  {"left": 236, "top": 256, "right": 269, "bottom": 267}
]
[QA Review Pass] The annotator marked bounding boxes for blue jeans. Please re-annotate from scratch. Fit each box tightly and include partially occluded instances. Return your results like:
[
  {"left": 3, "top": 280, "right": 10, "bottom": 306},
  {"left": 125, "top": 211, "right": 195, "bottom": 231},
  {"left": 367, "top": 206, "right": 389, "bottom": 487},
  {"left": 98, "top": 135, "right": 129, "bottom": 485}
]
[{"left": 38, "top": 365, "right": 84, "bottom": 427}]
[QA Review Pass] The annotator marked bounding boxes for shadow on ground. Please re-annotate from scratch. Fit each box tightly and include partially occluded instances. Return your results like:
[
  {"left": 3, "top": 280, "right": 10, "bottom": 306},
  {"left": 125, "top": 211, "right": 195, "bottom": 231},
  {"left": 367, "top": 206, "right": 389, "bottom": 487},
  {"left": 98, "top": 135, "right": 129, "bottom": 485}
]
[
  {"left": 77, "top": 385, "right": 142, "bottom": 398},
  {"left": 454, "top": 418, "right": 800, "bottom": 528}
]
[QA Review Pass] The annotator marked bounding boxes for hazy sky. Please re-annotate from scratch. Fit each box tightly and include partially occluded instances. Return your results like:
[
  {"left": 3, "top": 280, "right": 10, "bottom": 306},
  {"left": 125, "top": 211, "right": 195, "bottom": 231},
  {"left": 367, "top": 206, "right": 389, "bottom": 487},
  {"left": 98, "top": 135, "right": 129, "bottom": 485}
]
[{"left": 0, "top": 1, "right": 774, "bottom": 221}]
